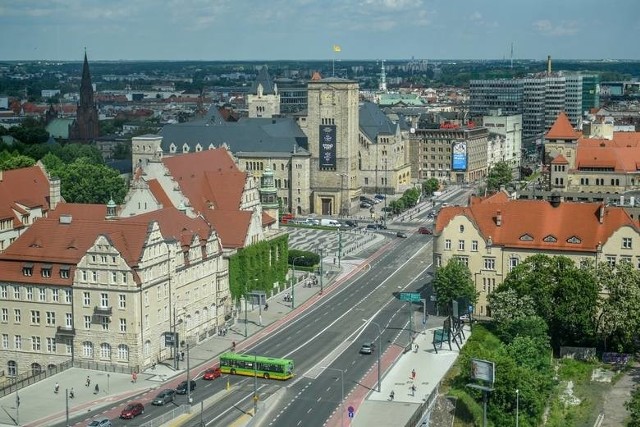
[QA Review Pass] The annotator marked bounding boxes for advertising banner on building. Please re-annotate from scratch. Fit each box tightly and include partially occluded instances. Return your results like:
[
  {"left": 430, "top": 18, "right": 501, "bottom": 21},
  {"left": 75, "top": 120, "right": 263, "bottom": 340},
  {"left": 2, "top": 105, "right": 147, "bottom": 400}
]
[
  {"left": 319, "top": 125, "right": 337, "bottom": 169},
  {"left": 452, "top": 141, "right": 468, "bottom": 171}
]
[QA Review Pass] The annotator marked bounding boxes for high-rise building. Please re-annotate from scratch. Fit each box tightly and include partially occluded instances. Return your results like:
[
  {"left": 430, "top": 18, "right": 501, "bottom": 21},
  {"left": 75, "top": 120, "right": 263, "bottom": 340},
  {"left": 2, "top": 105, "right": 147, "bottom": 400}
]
[{"left": 69, "top": 52, "right": 100, "bottom": 141}]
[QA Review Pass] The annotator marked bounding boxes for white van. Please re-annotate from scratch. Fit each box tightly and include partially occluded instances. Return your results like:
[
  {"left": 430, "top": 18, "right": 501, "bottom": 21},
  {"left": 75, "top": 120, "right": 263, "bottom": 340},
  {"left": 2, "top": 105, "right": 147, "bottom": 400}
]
[{"left": 320, "top": 219, "right": 341, "bottom": 227}]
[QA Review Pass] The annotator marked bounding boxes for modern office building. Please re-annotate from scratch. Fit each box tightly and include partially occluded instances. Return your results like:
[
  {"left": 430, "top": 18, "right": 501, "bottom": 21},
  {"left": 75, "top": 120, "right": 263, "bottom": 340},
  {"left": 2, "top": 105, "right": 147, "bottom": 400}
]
[{"left": 482, "top": 110, "right": 523, "bottom": 175}]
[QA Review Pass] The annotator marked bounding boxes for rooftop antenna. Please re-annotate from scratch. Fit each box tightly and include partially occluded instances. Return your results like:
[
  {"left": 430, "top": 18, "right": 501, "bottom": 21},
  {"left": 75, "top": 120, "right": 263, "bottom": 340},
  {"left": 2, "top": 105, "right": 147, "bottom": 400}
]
[{"left": 510, "top": 42, "right": 514, "bottom": 69}]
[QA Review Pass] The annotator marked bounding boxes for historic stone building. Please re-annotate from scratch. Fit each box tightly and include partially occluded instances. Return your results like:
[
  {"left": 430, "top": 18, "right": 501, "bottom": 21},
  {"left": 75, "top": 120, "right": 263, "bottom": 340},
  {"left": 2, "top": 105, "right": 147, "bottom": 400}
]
[
  {"left": 433, "top": 192, "right": 640, "bottom": 316},
  {"left": 247, "top": 66, "right": 280, "bottom": 118},
  {"left": 69, "top": 52, "right": 100, "bottom": 141}
]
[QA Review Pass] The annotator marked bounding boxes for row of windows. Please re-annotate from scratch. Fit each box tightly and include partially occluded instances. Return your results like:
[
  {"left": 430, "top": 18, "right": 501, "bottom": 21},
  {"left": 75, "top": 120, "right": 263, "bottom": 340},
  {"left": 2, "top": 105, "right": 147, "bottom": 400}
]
[
  {"left": 1, "top": 334, "right": 64, "bottom": 353},
  {"left": 0, "top": 286, "right": 72, "bottom": 303},
  {"left": 22, "top": 266, "right": 69, "bottom": 279},
  {"left": 79, "top": 270, "right": 128, "bottom": 285},
  {"left": 82, "top": 292, "right": 126, "bottom": 309},
  {"left": 1, "top": 308, "right": 74, "bottom": 327}
]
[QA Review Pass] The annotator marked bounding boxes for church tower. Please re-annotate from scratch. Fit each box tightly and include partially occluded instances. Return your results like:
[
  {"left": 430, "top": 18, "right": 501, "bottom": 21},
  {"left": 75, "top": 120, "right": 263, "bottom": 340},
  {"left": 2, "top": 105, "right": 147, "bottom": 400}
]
[
  {"left": 70, "top": 52, "right": 100, "bottom": 141},
  {"left": 305, "top": 72, "right": 362, "bottom": 216},
  {"left": 247, "top": 66, "right": 280, "bottom": 118}
]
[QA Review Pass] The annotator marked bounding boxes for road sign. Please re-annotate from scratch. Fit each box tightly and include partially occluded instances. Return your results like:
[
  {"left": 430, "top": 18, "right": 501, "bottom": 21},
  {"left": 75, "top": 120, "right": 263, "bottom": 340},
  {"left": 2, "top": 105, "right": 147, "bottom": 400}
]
[{"left": 399, "top": 292, "right": 421, "bottom": 302}]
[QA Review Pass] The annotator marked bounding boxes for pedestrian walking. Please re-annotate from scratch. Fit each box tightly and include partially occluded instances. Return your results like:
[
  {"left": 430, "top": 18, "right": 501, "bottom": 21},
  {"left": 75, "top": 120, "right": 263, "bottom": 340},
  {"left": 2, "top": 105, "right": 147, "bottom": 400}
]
[
  {"left": 181, "top": 351, "right": 185, "bottom": 361},
  {"left": 85, "top": 376, "right": 91, "bottom": 387},
  {"left": 94, "top": 383, "right": 99, "bottom": 394},
  {"left": 411, "top": 369, "right": 416, "bottom": 380},
  {"left": 410, "top": 384, "right": 416, "bottom": 397},
  {"left": 69, "top": 388, "right": 75, "bottom": 399},
  {"left": 232, "top": 341, "right": 236, "bottom": 352},
  {"left": 132, "top": 371, "right": 138, "bottom": 383},
  {"left": 389, "top": 390, "right": 395, "bottom": 401},
  {"left": 54, "top": 382, "right": 59, "bottom": 394}
]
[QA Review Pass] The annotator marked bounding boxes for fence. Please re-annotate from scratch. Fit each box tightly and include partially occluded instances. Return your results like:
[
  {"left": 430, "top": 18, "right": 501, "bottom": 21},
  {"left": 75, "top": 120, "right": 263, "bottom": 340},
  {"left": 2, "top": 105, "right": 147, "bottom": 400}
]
[
  {"left": 404, "top": 382, "right": 440, "bottom": 427},
  {"left": 139, "top": 404, "right": 190, "bottom": 427}
]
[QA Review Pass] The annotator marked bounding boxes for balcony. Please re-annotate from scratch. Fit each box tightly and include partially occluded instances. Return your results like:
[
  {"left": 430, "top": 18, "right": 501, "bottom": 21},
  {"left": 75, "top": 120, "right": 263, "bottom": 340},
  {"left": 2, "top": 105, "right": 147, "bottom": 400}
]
[
  {"left": 56, "top": 326, "right": 76, "bottom": 336},
  {"left": 93, "top": 306, "right": 113, "bottom": 316}
]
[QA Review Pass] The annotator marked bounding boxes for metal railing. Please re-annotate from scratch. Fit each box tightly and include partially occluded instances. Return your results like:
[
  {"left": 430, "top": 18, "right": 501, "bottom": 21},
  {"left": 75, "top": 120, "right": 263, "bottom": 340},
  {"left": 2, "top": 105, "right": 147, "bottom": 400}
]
[
  {"left": 0, "top": 360, "right": 72, "bottom": 397},
  {"left": 139, "top": 404, "right": 191, "bottom": 427}
]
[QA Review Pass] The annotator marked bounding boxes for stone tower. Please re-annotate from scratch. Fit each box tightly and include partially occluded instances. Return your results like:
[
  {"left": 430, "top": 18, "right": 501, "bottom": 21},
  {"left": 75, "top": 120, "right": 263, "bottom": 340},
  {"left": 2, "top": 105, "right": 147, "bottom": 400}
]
[
  {"left": 305, "top": 73, "right": 361, "bottom": 216},
  {"left": 69, "top": 52, "right": 100, "bottom": 141},
  {"left": 247, "top": 66, "right": 280, "bottom": 118}
]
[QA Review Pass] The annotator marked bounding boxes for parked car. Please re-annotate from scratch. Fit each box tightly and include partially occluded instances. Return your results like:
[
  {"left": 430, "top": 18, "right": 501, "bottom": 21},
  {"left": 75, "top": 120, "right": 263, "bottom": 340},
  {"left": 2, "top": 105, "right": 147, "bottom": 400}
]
[
  {"left": 203, "top": 367, "right": 221, "bottom": 380},
  {"left": 360, "top": 202, "right": 373, "bottom": 208},
  {"left": 176, "top": 380, "right": 196, "bottom": 394},
  {"left": 88, "top": 418, "right": 112, "bottom": 427},
  {"left": 344, "top": 219, "right": 358, "bottom": 227},
  {"left": 418, "top": 227, "right": 432, "bottom": 235},
  {"left": 366, "top": 224, "right": 379, "bottom": 230},
  {"left": 152, "top": 389, "right": 176, "bottom": 406},
  {"left": 396, "top": 231, "right": 407, "bottom": 238},
  {"left": 120, "top": 402, "right": 144, "bottom": 419},
  {"left": 360, "top": 342, "right": 375, "bottom": 354},
  {"left": 374, "top": 194, "right": 386, "bottom": 200}
]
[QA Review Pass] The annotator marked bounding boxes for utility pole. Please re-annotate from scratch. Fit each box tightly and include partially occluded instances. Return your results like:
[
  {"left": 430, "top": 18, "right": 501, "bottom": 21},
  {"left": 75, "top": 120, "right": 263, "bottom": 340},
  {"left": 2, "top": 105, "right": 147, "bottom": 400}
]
[
  {"left": 187, "top": 344, "right": 192, "bottom": 404},
  {"left": 244, "top": 295, "right": 248, "bottom": 338},
  {"left": 65, "top": 388, "right": 69, "bottom": 427},
  {"left": 253, "top": 353, "right": 258, "bottom": 416},
  {"left": 318, "top": 247, "right": 323, "bottom": 294},
  {"left": 292, "top": 256, "right": 304, "bottom": 309},
  {"left": 338, "top": 229, "right": 342, "bottom": 268}
]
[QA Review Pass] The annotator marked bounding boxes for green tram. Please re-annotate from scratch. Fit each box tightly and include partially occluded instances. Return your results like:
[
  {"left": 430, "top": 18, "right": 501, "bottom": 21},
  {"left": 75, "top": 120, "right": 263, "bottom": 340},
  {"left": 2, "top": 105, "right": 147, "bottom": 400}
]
[{"left": 219, "top": 352, "right": 294, "bottom": 380}]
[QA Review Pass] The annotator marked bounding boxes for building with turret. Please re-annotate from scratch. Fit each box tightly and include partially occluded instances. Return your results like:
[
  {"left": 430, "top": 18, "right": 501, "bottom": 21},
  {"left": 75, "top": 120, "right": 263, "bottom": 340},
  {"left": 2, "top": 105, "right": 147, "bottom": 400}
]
[{"left": 247, "top": 66, "right": 280, "bottom": 118}]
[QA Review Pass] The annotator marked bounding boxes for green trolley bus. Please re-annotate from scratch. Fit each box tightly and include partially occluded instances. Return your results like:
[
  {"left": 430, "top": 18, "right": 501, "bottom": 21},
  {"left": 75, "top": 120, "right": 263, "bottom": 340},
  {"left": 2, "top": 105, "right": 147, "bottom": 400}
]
[{"left": 219, "top": 352, "right": 294, "bottom": 380}]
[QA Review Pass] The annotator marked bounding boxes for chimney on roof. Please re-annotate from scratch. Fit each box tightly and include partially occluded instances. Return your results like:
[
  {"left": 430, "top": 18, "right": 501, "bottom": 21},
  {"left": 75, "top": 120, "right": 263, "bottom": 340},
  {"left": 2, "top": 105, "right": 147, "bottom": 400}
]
[
  {"left": 496, "top": 210, "right": 502, "bottom": 227},
  {"left": 0, "top": 170, "right": 3, "bottom": 182},
  {"left": 598, "top": 204, "right": 605, "bottom": 224},
  {"left": 49, "top": 177, "right": 61, "bottom": 210}
]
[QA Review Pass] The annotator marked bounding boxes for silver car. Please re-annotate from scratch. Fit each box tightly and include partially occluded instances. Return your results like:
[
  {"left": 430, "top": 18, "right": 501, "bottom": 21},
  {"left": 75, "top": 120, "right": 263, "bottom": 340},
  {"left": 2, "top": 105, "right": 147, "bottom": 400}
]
[
  {"left": 152, "top": 389, "right": 176, "bottom": 405},
  {"left": 88, "top": 418, "right": 112, "bottom": 427}
]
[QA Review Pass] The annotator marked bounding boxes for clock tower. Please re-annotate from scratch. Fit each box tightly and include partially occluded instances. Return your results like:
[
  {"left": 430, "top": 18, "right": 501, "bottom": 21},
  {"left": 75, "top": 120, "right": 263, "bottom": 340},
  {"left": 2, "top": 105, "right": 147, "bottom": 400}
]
[{"left": 304, "top": 73, "right": 361, "bottom": 216}]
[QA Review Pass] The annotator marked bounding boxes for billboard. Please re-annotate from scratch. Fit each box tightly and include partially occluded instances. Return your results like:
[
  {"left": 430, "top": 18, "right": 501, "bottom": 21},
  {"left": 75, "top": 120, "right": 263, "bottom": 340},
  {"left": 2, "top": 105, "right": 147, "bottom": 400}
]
[
  {"left": 471, "top": 358, "right": 495, "bottom": 384},
  {"left": 451, "top": 141, "right": 468, "bottom": 171},
  {"left": 319, "top": 125, "right": 337, "bottom": 169}
]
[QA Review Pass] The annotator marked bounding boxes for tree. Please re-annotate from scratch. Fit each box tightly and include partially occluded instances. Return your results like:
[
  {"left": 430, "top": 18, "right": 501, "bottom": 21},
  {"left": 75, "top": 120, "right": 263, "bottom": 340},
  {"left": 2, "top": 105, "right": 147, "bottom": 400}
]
[
  {"left": 55, "top": 158, "right": 127, "bottom": 204},
  {"left": 432, "top": 258, "right": 477, "bottom": 315},
  {"left": 626, "top": 386, "right": 640, "bottom": 427},
  {"left": 592, "top": 261, "right": 640, "bottom": 352},
  {"left": 0, "top": 153, "right": 35, "bottom": 170},
  {"left": 487, "top": 160, "right": 513, "bottom": 192},
  {"left": 422, "top": 178, "right": 439, "bottom": 196},
  {"left": 487, "top": 288, "right": 537, "bottom": 324}
]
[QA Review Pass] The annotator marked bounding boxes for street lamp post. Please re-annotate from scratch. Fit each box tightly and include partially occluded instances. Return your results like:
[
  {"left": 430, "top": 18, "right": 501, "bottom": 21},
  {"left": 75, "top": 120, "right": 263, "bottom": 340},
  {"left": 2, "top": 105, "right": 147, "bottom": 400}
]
[
  {"left": 322, "top": 367, "right": 345, "bottom": 427},
  {"left": 364, "top": 319, "right": 383, "bottom": 392},
  {"left": 318, "top": 247, "right": 323, "bottom": 294},
  {"left": 291, "top": 256, "right": 305, "bottom": 309},
  {"left": 187, "top": 344, "right": 192, "bottom": 404},
  {"left": 516, "top": 389, "right": 519, "bottom": 427},
  {"left": 253, "top": 353, "right": 258, "bottom": 416}
]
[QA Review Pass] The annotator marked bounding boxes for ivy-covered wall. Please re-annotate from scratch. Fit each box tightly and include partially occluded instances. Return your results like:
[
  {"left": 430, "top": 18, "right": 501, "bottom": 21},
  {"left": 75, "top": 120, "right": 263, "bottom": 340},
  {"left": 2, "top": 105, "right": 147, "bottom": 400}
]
[{"left": 228, "top": 234, "right": 289, "bottom": 301}]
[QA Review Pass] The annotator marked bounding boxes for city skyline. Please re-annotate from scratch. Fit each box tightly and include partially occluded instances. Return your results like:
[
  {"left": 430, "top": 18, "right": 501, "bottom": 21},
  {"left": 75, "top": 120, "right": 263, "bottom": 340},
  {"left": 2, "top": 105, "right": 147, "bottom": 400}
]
[{"left": 0, "top": 0, "right": 639, "bottom": 62}]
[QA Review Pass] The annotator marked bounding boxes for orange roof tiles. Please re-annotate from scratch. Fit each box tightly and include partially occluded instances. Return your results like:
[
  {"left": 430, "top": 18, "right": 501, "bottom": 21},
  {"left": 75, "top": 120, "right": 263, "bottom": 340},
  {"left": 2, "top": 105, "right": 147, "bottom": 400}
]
[
  {"left": 551, "top": 154, "right": 569, "bottom": 164},
  {"left": 0, "top": 165, "right": 52, "bottom": 225},
  {"left": 0, "top": 206, "right": 214, "bottom": 285},
  {"left": 161, "top": 149, "right": 252, "bottom": 248},
  {"left": 575, "top": 133, "right": 640, "bottom": 172},
  {"left": 546, "top": 112, "right": 579, "bottom": 140},
  {"left": 147, "top": 179, "right": 174, "bottom": 209},
  {"left": 435, "top": 197, "right": 637, "bottom": 253}
]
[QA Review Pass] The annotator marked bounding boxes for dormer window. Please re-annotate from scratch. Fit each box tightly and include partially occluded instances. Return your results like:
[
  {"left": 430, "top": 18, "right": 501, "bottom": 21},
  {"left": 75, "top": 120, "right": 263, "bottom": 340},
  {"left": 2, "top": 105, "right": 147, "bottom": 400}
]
[
  {"left": 543, "top": 235, "right": 557, "bottom": 243},
  {"left": 22, "top": 263, "right": 33, "bottom": 276},
  {"left": 41, "top": 265, "right": 52, "bottom": 278},
  {"left": 567, "top": 236, "right": 581, "bottom": 244},
  {"left": 60, "top": 267, "right": 70, "bottom": 279},
  {"left": 519, "top": 234, "right": 534, "bottom": 241}
]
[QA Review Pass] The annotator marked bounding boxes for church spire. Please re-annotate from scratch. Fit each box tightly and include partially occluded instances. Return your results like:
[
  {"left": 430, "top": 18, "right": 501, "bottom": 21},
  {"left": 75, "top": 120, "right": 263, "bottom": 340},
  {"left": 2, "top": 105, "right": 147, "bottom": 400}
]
[{"left": 80, "top": 50, "right": 95, "bottom": 109}]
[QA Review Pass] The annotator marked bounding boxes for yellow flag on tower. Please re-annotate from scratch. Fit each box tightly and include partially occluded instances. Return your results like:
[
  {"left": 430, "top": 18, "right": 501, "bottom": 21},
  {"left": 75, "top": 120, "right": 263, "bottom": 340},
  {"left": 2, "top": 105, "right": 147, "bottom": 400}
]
[{"left": 332, "top": 44, "right": 341, "bottom": 53}]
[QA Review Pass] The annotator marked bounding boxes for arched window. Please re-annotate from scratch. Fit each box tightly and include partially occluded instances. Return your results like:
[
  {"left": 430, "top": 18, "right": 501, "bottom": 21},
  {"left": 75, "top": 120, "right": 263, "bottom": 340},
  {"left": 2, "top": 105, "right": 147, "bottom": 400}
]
[
  {"left": 82, "top": 341, "right": 93, "bottom": 358},
  {"left": 7, "top": 360, "right": 16, "bottom": 376},
  {"left": 31, "top": 363, "right": 42, "bottom": 376},
  {"left": 118, "top": 344, "right": 129, "bottom": 361},
  {"left": 100, "top": 343, "right": 111, "bottom": 360}
]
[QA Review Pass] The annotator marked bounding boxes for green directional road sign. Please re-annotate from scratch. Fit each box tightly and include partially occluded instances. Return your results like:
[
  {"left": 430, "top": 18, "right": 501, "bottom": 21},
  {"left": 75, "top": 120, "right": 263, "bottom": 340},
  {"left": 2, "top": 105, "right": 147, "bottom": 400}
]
[{"left": 399, "top": 292, "right": 422, "bottom": 302}]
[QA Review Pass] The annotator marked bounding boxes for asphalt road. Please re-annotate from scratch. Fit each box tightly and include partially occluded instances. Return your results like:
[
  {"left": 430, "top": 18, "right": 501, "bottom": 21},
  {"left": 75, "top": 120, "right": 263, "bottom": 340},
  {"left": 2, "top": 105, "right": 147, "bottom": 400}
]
[{"left": 61, "top": 188, "right": 472, "bottom": 427}]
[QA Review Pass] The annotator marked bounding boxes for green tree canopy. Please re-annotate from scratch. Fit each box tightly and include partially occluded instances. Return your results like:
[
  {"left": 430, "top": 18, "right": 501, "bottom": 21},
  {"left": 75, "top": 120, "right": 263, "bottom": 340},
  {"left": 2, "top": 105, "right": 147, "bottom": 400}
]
[
  {"left": 433, "top": 258, "right": 477, "bottom": 315},
  {"left": 55, "top": 158, "right": 127, "bottom": 204},
  {"left": 487, "top": 160, "right": 513, "bottom": 192},
  {"left": 0, "top": 152, "right": 36, "bottom": 170},
  {"left": 422, "top": 178, "right": 439, "bottom": 196}
]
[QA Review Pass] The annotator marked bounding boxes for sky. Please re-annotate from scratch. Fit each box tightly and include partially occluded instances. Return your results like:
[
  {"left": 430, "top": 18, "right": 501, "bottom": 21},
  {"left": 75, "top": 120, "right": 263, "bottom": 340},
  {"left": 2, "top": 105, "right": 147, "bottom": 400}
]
[{"left": 0, "top": 0, "right": 638, "bottom": 61}]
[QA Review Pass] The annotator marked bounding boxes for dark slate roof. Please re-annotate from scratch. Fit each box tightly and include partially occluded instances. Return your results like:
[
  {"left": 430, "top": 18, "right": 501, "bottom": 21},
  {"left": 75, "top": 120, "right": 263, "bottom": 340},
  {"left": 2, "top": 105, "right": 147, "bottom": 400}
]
[
  {"left": 309, "top": 77, "right": 356, "bottom": 84},
  {"left": 249, "top": 66, "right": 276, "bottom": 95},
  {"left": 159, "top": 114, "right": 308, "bottom": 154},
  {"left": 107, "top": 158, "right": 133, "bottom": 174},
  {"left": 359, "top": 101, "right": 398, "bottom": 142}
]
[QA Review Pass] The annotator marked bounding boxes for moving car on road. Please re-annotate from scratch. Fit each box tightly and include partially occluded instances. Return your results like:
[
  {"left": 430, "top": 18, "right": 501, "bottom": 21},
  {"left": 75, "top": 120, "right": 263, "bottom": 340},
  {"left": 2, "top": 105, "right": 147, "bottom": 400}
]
[
  {"left": 88, "top": 418, "right": 112, "bottom": 427},
  {"left": 418, "top": 227, "right": 432, "bottom": 235},
  {"left": 119, "top": 402, "right": 144, "bottom": 419},
  {"left": 175, "top": 380, "right": 196, "bottom": 394},
  {"left": 360, "top": 342, "right": 375, "bottom": 355},
  {"left": 152, "top": 389, "right": 175, "bottom": 406},
  {"left": 396, "top": 231, "right": 407, "bottom": 238},
  {"left": 203, "top": 367, "right": 221, "bottom": 380}
]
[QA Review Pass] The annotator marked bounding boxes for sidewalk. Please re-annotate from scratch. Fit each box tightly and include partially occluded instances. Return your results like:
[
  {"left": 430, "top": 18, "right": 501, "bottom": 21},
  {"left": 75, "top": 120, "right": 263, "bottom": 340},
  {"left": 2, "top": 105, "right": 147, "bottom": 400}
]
[
  {"left": 327, "top": 323, "right": 470, "bottom": 427},
  {"left": 0, "top": 230, "right": 387, "bottom": 427}
]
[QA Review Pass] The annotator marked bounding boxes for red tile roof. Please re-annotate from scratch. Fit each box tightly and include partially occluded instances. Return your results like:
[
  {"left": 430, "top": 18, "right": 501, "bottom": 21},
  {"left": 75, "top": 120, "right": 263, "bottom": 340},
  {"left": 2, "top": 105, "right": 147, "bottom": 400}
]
[
  {"left": 436, "top": 194, "right": 637, "bottom": 252},
  {"left": 551, "top": 154, "right": 569, "bottom": 164},
  {"left": 575, "top": 134, "right": 640, "bottom": 172},
  {"left": 0, "top": 165, "right": 52, "bottom": 225},
  {"left": 147, "top": 179, "right": 174, "bottom": 209},
  {"left": 0, "top": 206, "right": 214, "bottom": 285},
  {"left": 546, "top": 112, "right": 579, "bottom": 140},
  {"left": 161, "top": 149, "right": 252, "bottom": 248}
]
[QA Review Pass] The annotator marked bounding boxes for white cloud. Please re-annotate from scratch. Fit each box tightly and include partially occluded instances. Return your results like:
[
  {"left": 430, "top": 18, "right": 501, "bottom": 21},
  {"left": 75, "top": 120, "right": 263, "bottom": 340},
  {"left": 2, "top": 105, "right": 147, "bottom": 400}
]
[{"left": 533, "top": 19, "right": 579, "bottom": 36}]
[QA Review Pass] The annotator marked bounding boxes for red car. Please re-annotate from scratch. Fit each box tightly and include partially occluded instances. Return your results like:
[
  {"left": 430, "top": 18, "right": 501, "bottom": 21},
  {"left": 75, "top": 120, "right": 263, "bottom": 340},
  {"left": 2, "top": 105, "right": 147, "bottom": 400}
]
[
  {"left": 203, "top": 367, "right": 221, "bottom": 380},
  {"left": 418, "top": 227, "right": 432, "bottom": 235},
  {"left": 120, "top": 402, "right": 144, "bottom": 419}
]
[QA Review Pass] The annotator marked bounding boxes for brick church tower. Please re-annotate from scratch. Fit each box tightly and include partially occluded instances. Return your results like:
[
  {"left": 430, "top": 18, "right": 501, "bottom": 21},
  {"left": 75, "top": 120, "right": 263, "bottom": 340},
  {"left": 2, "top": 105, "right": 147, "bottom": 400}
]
[{"left": 69, "top": 52, "right": 100, "bottom": 141}]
